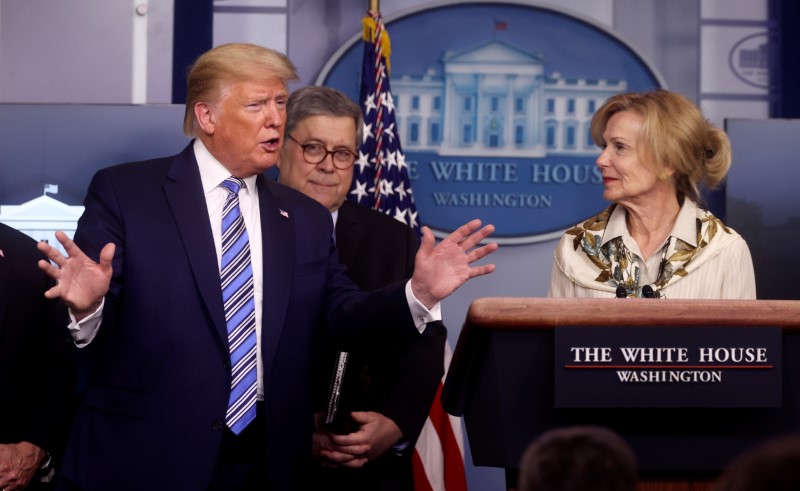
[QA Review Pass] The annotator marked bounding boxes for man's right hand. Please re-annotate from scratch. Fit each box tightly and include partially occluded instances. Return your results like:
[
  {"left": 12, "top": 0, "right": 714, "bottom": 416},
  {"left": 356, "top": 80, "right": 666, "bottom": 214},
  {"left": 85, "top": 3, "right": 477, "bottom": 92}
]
[
  {"left": 37, "top": 230, "right": 114, "bottom": 321},
  {"left": 312, "top": 413, "right": 369, "bottom": 469},
  {"left": 0, "top": 441, "right": 46, "bottom": 491}
]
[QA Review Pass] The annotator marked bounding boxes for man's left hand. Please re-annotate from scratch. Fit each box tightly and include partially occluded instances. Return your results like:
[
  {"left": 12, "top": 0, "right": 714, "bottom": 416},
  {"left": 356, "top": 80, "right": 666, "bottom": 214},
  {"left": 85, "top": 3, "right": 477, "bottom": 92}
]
[{"left": 411, "top": 219, "right": 498, "bottom": 309}]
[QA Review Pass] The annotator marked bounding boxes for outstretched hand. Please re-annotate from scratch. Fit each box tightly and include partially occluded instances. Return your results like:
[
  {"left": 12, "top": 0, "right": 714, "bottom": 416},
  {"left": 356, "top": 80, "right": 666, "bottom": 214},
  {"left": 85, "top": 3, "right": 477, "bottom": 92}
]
[
  {"left": 410, "top": 219, "right": 498, "bottom": 309},
  {"left": 37, "top": 230, "right": 114, "bottom": 320}
]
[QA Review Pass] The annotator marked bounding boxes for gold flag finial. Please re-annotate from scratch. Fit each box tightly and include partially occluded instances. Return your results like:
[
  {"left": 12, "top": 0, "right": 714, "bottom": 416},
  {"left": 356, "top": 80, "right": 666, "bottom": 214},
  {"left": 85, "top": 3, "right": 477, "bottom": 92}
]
[
  {"left": 369, "top": 0, "right": 379, "bottom": 13},
  {"left": 362, "top": 8, "right": 392, "bottom": 73}
]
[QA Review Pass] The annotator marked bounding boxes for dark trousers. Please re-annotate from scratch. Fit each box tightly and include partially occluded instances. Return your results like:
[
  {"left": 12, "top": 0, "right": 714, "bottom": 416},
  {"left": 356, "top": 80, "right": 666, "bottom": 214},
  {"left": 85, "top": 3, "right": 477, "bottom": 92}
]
[
  {"left": 309, "top": 450, "right": 414, "bottom": 491},
  {"left": 207, "top": 402, "right": 267, "bottom": 491}
]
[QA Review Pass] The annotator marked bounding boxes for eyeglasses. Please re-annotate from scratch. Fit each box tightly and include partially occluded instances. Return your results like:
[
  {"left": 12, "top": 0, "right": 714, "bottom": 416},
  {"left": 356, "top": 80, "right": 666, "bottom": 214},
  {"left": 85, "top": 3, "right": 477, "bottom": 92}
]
[{"left": 286, "top": 134, "right": 357, "bottom": 170}]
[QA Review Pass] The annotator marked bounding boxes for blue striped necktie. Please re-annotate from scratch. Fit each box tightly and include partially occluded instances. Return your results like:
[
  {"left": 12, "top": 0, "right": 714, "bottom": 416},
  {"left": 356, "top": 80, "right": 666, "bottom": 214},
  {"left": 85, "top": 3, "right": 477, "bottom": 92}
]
[{"left": 220, "top": 177, "right": 258, "bottom": 435}]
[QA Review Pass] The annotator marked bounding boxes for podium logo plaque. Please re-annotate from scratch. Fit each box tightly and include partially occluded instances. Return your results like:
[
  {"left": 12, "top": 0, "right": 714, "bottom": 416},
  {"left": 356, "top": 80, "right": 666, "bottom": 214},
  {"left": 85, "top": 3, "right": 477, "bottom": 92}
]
[{"left": 554, "top": 326, "right": 781, "bottom": 408}]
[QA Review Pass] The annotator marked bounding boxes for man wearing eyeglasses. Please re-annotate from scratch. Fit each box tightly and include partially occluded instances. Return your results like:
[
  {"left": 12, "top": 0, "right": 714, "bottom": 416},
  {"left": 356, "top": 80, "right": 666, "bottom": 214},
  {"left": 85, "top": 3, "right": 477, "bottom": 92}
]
[{"left": 278, "top": 85, "right": 445, "bottom": 491}]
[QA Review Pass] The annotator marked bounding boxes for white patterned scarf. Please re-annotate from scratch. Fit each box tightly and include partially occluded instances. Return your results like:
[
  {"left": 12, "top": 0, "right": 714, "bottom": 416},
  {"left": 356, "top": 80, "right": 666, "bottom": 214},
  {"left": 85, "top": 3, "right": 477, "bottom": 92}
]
[{"left": 553, "top": 199, "right": 743, "bottom": 297}]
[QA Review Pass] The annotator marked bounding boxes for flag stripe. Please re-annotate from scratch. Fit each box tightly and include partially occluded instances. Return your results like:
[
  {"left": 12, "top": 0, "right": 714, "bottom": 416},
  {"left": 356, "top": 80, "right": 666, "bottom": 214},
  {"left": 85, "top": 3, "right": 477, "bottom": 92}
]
[
  {"left": 424, "top": 383, "right": 468, "bottom": 490},
  {"left": 412, "top": 424, "right": 439, "bottom": 491},
  {"left": 413, "top": 340, "right": 467, "bottom": 490}
]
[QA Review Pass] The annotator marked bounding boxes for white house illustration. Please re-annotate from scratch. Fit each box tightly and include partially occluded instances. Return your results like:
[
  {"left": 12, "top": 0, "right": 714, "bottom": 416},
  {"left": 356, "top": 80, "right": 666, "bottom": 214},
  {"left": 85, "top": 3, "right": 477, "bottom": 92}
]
[
  {"left": 392, "top": 40, "right": 626, "bottom": 157},
  {"left": 0, "top": 193, "right": 84, "bottom": 257}
]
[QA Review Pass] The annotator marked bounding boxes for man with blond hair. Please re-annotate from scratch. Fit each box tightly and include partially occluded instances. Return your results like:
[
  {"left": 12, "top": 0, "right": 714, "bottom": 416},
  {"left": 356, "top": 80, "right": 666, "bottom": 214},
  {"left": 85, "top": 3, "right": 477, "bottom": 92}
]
[{"left": 37, "top": 44, "right": 497, "bottom": 490}]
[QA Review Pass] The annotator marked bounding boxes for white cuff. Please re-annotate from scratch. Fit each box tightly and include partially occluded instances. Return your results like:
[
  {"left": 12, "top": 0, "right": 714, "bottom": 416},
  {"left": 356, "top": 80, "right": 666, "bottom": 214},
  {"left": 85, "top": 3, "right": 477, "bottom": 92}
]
[
  {"left": 67, "top": 298, "right": 105, "bottom": 347},
  {"left": 405, "top": 281, "right": 442, "bottom": 333}
]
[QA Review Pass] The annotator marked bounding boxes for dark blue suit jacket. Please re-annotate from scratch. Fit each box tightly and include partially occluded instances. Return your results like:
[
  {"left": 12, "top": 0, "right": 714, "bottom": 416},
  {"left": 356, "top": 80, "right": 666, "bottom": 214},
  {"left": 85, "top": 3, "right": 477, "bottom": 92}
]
[
  {"left": 334, "top": 200, "right": 443, "bottom": 447},
  {"left": 0, "top": 223, "right": 75, "bottom": 489},
  {"left": 310, "top": 201, "right": 445, "bottom": 491},
  {"left": 0, "top": 223, "right": 55, "bottom": 448},
  {"left": 60, "top": 144, "right": 417, "bottom": 490}
]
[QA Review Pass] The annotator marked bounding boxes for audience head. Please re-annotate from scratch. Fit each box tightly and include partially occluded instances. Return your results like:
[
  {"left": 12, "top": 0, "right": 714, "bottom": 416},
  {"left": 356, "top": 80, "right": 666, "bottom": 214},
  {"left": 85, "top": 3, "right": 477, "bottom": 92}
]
[
  {"left": 518, "top": 425, "right": 637, "bottom": 491},
  {"left": 278, "top": 85, "right": 362, "bottom": 212},
  {"left": 591, "top": 89, "right": 731, "bottom": 203},
  {"left": 714, "top": 435, "right": 800, "bottom": 491}
]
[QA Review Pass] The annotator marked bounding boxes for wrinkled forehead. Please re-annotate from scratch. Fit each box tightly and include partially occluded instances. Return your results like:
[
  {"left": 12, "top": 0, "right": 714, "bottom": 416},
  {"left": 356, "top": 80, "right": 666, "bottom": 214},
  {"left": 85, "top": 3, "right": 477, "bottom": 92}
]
[{"left": 215, "top": 72, "right": 288, "bottom": 95}]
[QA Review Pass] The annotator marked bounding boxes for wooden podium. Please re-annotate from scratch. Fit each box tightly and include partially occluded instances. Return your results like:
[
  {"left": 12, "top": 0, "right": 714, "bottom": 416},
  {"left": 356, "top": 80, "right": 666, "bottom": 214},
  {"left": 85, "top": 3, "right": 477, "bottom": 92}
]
[{"left": 442, "top": 298, "right": 800, "bottom": 491}]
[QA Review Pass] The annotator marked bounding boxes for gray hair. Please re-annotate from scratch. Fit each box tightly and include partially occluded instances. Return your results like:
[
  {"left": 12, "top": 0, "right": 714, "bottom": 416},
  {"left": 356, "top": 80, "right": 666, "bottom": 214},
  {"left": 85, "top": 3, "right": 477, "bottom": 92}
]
[{"left": 285, "top": 86, "right": 363, "bottom": 149}]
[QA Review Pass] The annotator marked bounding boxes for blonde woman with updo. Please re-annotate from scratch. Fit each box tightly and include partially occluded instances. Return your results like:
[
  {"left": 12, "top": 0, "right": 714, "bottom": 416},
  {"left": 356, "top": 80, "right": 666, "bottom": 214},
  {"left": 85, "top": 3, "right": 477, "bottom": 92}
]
[{"left": 549, "top": 89, "right": 755, "bottom": 299}]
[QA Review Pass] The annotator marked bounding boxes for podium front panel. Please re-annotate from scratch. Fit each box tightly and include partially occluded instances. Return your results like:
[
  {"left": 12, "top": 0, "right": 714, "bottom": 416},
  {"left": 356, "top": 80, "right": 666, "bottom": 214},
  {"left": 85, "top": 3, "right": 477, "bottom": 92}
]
[{"left": 443, "top": 298, "right": 800, "bottom": 474}]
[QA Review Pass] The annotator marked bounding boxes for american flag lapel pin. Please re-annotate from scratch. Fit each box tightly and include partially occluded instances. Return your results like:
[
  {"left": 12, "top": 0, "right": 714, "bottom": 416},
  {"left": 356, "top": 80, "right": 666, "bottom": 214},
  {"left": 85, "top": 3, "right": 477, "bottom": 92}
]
[{"left": 279, "top": 209, "right": 289, "bottom": 219}]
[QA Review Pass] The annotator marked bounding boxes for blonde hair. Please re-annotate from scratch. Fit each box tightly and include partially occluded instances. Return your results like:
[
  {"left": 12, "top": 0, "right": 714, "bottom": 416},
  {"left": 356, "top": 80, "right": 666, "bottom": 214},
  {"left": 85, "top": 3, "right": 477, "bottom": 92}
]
[
  {"left": 182, "top": 43, "right": 298, "bottom": 136},
  {"left": 590, "top": 89, "right": 731, "bottom": 202}
]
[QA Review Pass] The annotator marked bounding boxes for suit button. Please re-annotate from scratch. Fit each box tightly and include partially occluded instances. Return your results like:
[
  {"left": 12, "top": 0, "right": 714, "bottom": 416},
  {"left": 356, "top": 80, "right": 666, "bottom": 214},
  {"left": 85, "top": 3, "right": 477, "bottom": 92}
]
[
  {"left": 223, "top": 360, "right": 231, "bottom": 370},
  {"left": 212, "top": 419, "right": 224, "bottom": 431}
]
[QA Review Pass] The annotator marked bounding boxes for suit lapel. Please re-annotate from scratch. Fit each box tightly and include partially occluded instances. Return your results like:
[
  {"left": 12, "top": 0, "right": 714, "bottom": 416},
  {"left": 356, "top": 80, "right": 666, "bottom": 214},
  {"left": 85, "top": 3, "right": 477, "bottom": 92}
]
[
  {"left": 163, "top": 145, "right": 228, "bottom": 347},
  {"left": 257, "top": 176, "right": 294, "bottom": 379},
  {"left": 335, "top": 201, "right": 363, "bottom": 268}
]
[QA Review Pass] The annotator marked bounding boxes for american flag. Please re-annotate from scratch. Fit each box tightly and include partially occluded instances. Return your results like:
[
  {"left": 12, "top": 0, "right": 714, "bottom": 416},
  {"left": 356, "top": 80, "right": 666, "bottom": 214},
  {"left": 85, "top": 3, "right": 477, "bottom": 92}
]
[
  {"left": 350, "top": 10, "right": 468, "bottom": 491},
  {"left": 349, "top": 10, "right": 420, "bottom": 237}
]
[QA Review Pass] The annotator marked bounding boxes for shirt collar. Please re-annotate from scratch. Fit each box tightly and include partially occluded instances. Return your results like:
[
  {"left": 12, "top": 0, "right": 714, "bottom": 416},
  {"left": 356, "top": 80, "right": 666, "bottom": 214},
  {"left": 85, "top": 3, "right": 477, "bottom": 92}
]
[
  {"left": 193, "top": 138, "right": 258, "bottom": 195},
  {"left": 671, "top": 198, "right": 698, "bottom": 247},
  {"left": 601, "top": 198, "right": 699, "bottom": 248}
]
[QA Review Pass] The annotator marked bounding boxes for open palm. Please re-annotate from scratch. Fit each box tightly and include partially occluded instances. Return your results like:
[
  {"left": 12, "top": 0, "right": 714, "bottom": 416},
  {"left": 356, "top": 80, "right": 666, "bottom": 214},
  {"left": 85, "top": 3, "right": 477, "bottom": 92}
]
[{"left": 37, "top": 230, "right": 114, "bottom": 318}]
